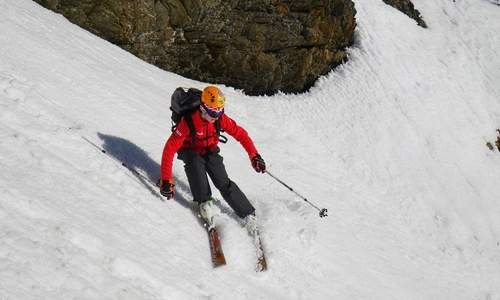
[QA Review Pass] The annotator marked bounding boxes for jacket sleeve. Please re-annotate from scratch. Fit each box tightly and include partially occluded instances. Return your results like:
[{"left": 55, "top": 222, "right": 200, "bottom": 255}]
[
  {"left": 160, "top": 120, "right": 189, "bottom": 179},
  {"left": 220, "top": 114, "right": 258, "bottom": 157}
]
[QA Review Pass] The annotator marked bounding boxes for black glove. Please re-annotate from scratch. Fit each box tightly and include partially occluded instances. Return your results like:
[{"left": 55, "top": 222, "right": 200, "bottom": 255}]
[
  {"left": 251, "top": 153, "right": 266, "bottom": 173},
  {"left": 159, "top": 179, "right": 175, "bottom": 199}
]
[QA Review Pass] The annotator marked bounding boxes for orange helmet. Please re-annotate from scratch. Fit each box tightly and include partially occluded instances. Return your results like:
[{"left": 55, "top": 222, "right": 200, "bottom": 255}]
[{"left": 201, "top": 86, "right": 225, "bottom": 109}]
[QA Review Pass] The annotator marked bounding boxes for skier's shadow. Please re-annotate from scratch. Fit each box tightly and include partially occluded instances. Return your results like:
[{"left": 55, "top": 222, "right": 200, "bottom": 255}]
[{"left": 96, "top": 133, "right": 196, "bottom": 212}]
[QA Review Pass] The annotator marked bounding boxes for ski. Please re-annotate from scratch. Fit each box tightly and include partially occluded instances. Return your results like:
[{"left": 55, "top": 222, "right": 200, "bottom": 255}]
[
  {"left": 255, "top": 237, "right": 267, "bottom": 272},
  {"left": 243, "top": 212, "right": 267, "bottom": 272},
  {"left": 207, "top": 226, "right": 226, "bottom": 268},
  {"left": 251, "top": 230, "right": 267, "bottom": 272}
]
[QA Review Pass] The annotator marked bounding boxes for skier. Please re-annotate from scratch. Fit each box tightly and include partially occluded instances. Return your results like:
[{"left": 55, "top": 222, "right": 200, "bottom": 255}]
[{"left": 159, "top": 86, "right": 266, "bottom": 232}]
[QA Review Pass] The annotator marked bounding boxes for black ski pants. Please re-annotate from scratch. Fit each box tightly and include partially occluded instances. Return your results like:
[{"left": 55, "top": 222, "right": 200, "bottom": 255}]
[{"left": 177, "top": 147, "right": 255, "bottom": 218}]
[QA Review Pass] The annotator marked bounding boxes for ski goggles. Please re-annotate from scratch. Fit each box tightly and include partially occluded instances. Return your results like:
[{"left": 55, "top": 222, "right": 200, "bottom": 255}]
[{"left": 201, "top": 104, "right": 224, "bottom": 118}]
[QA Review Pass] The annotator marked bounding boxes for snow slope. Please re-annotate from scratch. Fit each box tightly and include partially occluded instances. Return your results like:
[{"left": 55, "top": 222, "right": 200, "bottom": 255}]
[{"left": 1, "top": 0, "right": 500, "bottom": 299}]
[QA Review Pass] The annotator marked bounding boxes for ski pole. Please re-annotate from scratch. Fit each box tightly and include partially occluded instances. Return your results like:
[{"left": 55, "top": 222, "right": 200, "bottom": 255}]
[
  {"left": 266, "top": 171, "right": 328, "bottom": 218},
  {"left": 82, "top": 136, "right": 160, "bottom": 188}
]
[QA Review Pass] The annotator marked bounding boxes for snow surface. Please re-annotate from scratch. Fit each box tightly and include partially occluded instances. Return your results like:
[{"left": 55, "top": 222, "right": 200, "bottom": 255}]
[{"left": 1, "top": 0, "right": 500, "bottom": 299}]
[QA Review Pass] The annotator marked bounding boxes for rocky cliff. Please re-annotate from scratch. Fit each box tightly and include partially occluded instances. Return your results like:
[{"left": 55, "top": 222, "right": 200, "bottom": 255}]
[{"left": 33, "top": 0, "right": 425, "bottom": 95}]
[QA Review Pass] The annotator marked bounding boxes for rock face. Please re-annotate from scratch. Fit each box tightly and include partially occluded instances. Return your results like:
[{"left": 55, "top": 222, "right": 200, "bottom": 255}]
[{"left": 34, "top": 0, "right": 356, "bottom": 95}]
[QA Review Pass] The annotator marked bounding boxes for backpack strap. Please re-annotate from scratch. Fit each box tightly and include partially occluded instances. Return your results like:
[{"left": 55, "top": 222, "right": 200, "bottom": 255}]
[
  {"left": 178, "top": 113, "right": 227, "bottom": 145},
  {"left": 215, "top": 120, "right": 228, "bottom": 144},
  {"left": 184, "top": 113, "right": 197, "bottom": 145}
]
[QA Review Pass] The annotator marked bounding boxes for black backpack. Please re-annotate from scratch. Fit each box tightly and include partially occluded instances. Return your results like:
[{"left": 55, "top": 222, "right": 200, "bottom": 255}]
[{"left": 170, "top": 87, "right": 226, "bottom": 145}]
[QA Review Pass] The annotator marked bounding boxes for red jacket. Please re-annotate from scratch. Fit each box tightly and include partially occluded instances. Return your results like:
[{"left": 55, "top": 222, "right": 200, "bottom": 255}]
[{"left": 161, "top": 111, "right": 258, "bottom": 179}]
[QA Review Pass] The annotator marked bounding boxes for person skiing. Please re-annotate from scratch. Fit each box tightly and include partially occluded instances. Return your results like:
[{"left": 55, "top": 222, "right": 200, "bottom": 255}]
[{"left": 159, "top": 86, "right": 266, "bottom": 232}]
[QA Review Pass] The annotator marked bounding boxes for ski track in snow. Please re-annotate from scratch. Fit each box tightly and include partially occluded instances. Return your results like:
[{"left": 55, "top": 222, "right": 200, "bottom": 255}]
[{"left": 1, "top": 0, "right": 500, "bottom": 299}]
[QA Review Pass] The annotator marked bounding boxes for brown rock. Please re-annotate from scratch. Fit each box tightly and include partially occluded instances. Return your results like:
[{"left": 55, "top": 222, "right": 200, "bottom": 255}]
[
  {"left": 382, "top": 0, "right": 427, "bottom": 28},
  {"left": 34, "top": 0, "right": 356, "bottom": 95}
]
